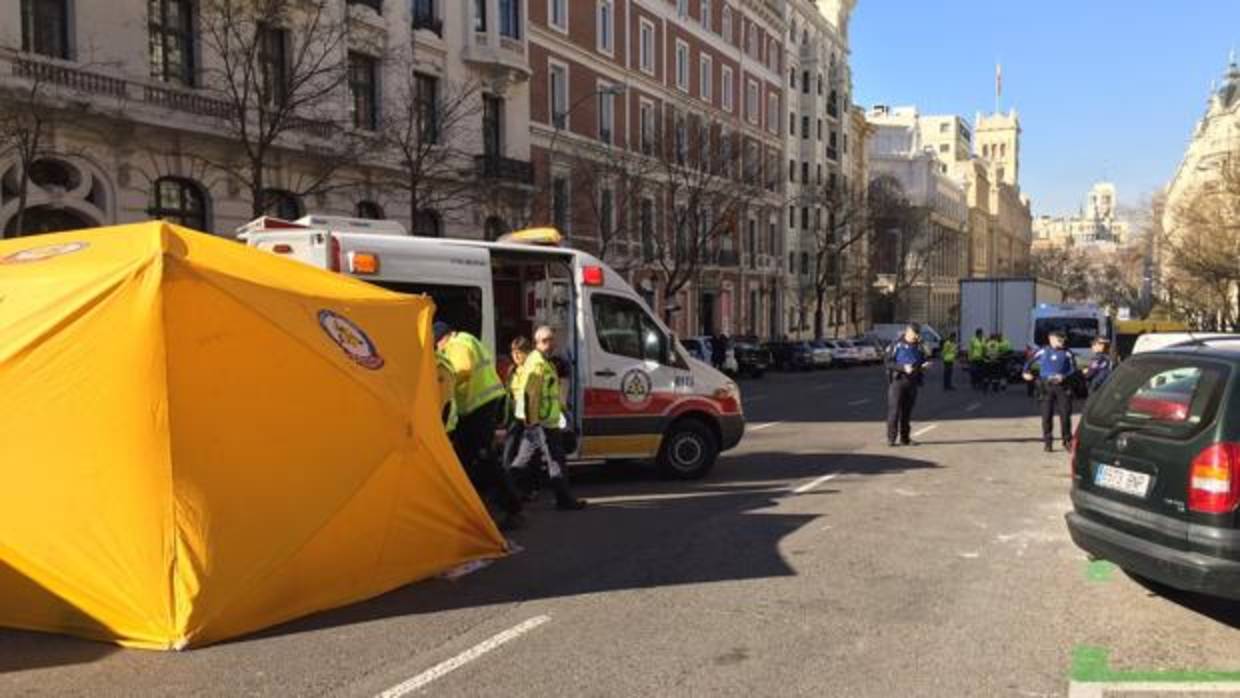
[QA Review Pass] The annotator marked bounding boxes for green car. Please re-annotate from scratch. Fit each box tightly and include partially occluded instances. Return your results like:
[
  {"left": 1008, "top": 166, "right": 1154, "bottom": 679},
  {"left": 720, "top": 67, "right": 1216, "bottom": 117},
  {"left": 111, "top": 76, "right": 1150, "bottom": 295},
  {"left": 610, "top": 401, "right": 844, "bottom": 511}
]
[{"left": 1066, "top": 341, "right": 1240, "bottom": 599}]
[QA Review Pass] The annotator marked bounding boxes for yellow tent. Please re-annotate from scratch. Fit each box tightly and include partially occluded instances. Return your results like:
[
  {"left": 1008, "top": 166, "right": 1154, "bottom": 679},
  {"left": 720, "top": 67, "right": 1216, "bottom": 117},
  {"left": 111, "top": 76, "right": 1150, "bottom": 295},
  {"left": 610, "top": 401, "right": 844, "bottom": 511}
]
[{"left": 0, "top": 222, "right": 506, "bottom": 649}]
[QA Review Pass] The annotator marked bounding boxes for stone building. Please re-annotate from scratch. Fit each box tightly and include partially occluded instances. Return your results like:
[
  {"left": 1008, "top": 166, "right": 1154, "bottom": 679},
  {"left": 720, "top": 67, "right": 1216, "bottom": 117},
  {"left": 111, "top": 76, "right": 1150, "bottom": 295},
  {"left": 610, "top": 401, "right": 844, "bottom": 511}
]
[
  {"left": 0, "top": 0, "right": 534, "bottom": 239},
  {"left": 1032, "top": 182, "right": 1131, "bottom": 251}
]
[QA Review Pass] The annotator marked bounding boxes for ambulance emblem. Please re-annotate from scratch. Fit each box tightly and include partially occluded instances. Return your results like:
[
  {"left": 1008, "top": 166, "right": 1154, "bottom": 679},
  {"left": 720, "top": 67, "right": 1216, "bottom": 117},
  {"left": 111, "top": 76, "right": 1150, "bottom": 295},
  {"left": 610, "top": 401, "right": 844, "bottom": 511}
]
[
  {"left": 318, "top": 309, "right": 384, "bottom": 370},
  {"left": 1, "top": 241, "right": 89, "bottom": 264},
  {"left": 619, "top": 368, "right": 653, "bottom": 409}
]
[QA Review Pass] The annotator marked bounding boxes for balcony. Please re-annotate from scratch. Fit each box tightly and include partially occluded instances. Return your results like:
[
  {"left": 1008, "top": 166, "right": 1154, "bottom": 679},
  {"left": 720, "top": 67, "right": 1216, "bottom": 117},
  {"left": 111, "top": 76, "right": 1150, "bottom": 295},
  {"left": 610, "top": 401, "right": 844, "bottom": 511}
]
[
  {"left": 347, "top": 0, "right": 382, "bottom": 13},
  {"left": 474, "top": 154, "right": 534, "bottom": 185},
  {"left": 463, "top": 30, "right": 531, "bottom": 81}
]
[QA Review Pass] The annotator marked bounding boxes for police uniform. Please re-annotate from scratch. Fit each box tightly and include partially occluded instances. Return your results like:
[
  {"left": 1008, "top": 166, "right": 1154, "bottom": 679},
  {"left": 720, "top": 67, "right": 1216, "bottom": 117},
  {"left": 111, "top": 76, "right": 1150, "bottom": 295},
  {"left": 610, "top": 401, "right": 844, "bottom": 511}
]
[
  {"left": 968, "top": 333, "right": 986, "bottom": 390},
  {"left": 1085, "top": 352, "right": 1114, "bottom": 393},
  {"left": 984, "top": 337, "right": 1003, "bottom": 392},
  {"left": 435, "top": 351, "right": 458, "bottom": 434},
  {"left": 508, "top": 348, "right": 586, "bottom": 510},
  {"left": 1025, "top": 344, "right": 1077, "bottom": 451},
  {"left": 886, "top": 338, "right": 927, "bottom": 446},
  {"left": 941, "top": 338, "right": 958, "bottom": 391},
  {"left": 442, "top": 331, "right": 524, "bottom": 520}
]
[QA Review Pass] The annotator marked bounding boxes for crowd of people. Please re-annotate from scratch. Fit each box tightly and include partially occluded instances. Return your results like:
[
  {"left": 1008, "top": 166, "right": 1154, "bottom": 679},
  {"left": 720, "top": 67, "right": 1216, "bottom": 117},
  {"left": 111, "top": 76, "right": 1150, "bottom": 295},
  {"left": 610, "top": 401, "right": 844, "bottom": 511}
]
[
  {"left": 885, "top": 323, "right": 1116, "bottom": 453},
  {"left": 433, "top": 321, "right": 587, "bottom": 532}
]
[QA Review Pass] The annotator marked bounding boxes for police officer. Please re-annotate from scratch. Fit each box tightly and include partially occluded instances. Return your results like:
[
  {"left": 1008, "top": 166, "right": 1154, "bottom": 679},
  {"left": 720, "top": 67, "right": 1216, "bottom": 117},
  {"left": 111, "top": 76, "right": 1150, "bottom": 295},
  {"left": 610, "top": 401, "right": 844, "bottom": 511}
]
[
  {"left": 885, "top": 323, "right": 930, "bottom": 447},
  {"left": 507, "top": 326, "right": 587, "bottom": 510},
  {"left": 984, "top": 333, "right": 1003, "bottom": 393},
  {"left": 1083, "top": 337, "right": 1114, "bottom": 394},
  {"left": 436, "top": 321, "right": 525, "bottom": 529},
  {"left": 435, "top": 350, "right": 458, "bottom": 434},
  {"left": 941, "top": 333, "right": 959, "bottom": 391},
  {"left": 1023, "top": 329, "right": 1077, "bottom": 453},
  {"left": 968, "top": 328, "right": 986, "bottom": 391}
]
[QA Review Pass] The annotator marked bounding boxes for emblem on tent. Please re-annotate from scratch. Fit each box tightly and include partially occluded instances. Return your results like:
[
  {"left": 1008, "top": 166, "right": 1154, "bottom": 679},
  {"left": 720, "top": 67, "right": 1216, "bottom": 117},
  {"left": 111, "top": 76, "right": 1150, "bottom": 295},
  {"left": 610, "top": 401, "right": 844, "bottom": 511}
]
[
  {"left": 619, "top": 368, "right": 653, "bottom": 409},
  {"left": 318, "top": 309, "right": 385, "bottom": 370},
  {"left": 1, "top": 241, "right": 89, "bottom": 264}
]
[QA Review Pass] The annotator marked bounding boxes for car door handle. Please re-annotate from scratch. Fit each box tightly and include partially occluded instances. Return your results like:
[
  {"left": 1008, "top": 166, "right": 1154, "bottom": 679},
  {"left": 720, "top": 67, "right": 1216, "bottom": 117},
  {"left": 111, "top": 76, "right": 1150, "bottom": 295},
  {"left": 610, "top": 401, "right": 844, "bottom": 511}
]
[{"left": 595, "top": 369, "right": 617, "bottom": 378}]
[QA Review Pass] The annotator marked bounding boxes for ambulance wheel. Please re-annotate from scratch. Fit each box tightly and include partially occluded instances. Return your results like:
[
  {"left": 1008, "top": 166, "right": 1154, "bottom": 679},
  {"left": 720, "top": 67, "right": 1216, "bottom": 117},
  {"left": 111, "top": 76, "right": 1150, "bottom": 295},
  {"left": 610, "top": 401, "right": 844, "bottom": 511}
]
[{"left": 658, "top": 419, "right": 718, "bottom": 480}]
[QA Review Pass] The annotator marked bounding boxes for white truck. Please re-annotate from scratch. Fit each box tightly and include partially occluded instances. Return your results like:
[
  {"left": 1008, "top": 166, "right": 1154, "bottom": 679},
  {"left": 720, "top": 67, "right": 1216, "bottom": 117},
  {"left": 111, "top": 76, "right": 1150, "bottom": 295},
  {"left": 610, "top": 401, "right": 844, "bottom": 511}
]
[
  {"left": 239, "top": 215, "right": 744, "bottom": 479},
  {"left": 959, "top": 278, "right": 1064, "bottom": 352}
]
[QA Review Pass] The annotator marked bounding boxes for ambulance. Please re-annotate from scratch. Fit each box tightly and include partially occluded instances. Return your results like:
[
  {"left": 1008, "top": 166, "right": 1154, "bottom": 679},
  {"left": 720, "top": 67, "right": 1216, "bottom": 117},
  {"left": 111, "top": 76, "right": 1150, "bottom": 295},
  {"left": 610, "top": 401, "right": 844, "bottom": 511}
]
[{"left": 240, "top": 215, "right": 744, "bottom": 478}]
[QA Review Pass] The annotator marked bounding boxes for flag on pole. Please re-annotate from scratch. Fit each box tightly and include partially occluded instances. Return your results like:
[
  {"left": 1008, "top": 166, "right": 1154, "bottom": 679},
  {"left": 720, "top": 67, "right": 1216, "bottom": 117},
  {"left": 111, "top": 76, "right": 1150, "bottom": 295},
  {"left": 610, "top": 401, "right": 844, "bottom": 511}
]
[{"left": 995, "top": 63, "right": 1003, "bottom": 100}]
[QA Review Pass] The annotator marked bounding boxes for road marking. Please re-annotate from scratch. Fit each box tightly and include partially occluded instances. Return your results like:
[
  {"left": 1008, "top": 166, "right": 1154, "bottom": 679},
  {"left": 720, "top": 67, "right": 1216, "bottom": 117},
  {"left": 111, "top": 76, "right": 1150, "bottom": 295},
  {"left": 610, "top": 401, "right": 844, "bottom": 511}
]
[
  {"left": 1067, "top": 646, "right": 1240, "bottom": 697},
  {"left": 792, "top": 471, "right": 839, "bottom": 494},
  {"left": 1085, "top": 559, "right": 1116, "bottom": 582},
  {"left": 377, "top": 616, "right": 551, "bottom": 698},
  {"left": 912, "top": 424, "right": 938, "bottom": 437},
  {"left": 965, "top": 402, "right": 982, "bottom": 412},
  {"left": 847, "top": 398, "right": 870, "bottom": 406},
  {"left": 749, "top": 421, "right": 782, "bottom": 432}
]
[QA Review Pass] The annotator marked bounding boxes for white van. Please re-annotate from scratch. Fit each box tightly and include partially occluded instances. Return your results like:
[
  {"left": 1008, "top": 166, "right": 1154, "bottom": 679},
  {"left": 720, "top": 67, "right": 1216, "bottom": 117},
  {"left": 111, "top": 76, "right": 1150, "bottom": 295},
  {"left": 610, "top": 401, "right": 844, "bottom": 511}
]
[
  {"left": 240, "top": 215, "right": 744, "bottom": 478},
  {"left": 868, "top": 323, "right": 942, "bottom": 355},
  {"left": 1029, "top": 303, "right": 1112, "bottom": 363}
]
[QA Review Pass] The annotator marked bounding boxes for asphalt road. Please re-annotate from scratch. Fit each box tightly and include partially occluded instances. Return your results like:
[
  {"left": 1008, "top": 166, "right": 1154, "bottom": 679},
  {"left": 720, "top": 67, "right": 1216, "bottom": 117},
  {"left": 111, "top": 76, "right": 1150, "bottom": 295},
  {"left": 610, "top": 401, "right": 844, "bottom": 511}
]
[{"left": 3, "top": 364, "right": 1240, "bottom": 697}]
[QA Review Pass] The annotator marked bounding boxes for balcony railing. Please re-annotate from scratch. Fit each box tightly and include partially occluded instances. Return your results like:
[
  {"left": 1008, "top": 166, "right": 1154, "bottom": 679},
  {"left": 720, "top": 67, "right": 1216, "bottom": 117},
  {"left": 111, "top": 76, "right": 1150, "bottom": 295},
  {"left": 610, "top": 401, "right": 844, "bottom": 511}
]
[
  {"left": 474, "top": 154, "right": 534, "bottom": 185},
  {"left": 144, "top": 83, "right": 231, "bottom": 118},
  {"left": 11, "top": 55, "right": 126, "bottom": 99}
]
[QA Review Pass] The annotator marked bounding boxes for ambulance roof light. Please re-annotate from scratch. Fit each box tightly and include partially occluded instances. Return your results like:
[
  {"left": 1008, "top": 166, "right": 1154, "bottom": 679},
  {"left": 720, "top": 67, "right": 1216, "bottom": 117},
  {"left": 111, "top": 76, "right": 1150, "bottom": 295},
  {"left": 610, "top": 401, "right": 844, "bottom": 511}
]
[{"left": 498, "top": 227, "right": 563, "bottom": 246}]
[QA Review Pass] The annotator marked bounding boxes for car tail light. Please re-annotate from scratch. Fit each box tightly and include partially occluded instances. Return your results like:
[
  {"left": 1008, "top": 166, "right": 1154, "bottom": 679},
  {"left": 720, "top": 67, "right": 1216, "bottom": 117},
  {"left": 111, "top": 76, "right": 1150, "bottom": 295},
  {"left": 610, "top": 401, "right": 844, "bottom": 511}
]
[
  {"left": 1188, "top": 443, "right": 1240, "bottom": 514},
  {"left": 328, "top": 236, "right": 342, "bottom": 272}
]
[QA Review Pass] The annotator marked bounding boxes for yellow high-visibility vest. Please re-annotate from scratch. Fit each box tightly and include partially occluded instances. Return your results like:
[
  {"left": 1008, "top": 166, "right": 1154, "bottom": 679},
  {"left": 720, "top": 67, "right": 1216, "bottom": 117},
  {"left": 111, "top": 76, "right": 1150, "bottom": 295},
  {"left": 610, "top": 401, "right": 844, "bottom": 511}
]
[{"left": 444, "top": 332, "right": 506, "bottom": 416}]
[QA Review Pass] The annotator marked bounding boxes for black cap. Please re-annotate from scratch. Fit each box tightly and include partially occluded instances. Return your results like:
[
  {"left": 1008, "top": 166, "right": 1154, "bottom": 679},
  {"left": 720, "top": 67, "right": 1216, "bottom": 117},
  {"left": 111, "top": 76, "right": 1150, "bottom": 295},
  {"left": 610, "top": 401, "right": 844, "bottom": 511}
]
[
  {"left": 907, "top": 322, "right": 921, "bottom": 334},
  {"left": 1049, "top": 329, "right": 1066, "bottom": 340}
]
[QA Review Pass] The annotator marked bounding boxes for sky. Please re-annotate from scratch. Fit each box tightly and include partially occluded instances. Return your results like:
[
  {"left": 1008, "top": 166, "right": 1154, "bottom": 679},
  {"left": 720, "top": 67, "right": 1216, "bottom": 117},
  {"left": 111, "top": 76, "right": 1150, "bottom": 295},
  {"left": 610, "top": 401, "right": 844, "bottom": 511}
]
[{"left": 849, "top": 1, "right": 1240, "bottom": 217}]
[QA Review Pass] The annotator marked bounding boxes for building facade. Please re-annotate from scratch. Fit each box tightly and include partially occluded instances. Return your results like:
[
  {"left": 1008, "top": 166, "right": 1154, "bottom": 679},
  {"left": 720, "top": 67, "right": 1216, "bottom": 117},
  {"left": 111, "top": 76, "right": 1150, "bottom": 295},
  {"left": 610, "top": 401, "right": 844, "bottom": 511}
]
[
  {"left": 1165, "top": 55, "right": 1240, "bottom": 243},
  {"left": 1033, "top": 182, "right": 1131, "bottom": 251},
  {"left": 0, "top": 0, "right": 535, "bottom": 239}
]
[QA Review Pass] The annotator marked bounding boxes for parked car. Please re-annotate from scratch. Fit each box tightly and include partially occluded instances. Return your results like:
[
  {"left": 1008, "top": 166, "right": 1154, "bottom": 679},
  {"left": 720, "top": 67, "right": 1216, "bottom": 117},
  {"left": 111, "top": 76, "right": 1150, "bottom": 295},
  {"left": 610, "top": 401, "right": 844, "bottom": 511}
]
[
  {"left": 850, "top": 337, "right": 883, "bottom": 364},
  {"left": 1066, "top": 339, "right": 1240, "bottom": 600},
  {"left": 682, "top": 336, "right": 739, "bottom": 375},
  {"left": 806, "top": 341, "right": 834, "bottom": 369},
  {"left": 765, "top": 341, "right": 816, "bottom": 371},
  {"left": 818, "top": 339, "right": 863, "bottom": 367},
  {"left": 732, "top": 340, "right": 771, "bottom": 378}
]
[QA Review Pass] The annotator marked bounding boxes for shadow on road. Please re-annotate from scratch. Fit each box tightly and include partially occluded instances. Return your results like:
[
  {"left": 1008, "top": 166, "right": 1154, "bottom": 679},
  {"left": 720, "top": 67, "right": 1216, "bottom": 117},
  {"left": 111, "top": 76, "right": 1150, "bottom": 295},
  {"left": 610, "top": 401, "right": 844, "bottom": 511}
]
[
  {"left": 1127, "top": 572, "right": 1240, "bottom": 630},
  {"left": 235, "top": 451, "right": 939, "bottom": 645},
  {"left": 0, "top": 563, "right": 118, "bottom": 673}
]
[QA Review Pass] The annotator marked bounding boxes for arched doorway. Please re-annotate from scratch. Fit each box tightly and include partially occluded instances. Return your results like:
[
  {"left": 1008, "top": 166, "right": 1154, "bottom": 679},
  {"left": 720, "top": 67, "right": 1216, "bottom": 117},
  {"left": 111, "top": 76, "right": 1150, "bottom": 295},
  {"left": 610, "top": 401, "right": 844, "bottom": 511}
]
[{"left": 4, "top": 207, "right": 94, "bottom": 237}]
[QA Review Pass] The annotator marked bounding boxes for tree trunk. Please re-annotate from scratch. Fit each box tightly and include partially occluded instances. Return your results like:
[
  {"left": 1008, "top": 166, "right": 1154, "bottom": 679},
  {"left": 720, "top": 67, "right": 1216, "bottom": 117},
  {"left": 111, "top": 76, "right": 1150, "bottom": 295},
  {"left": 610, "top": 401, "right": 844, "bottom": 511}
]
[{"left": 813, "top": 287, "right": 826, "bottom": 340}]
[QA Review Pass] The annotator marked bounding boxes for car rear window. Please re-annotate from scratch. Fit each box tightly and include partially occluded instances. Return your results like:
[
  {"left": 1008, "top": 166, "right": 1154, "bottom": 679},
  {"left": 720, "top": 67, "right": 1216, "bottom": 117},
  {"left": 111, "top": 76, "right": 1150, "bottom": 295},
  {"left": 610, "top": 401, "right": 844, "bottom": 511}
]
[{"left": 1085, "top": 356, "right": 1230, "bottom": 439}]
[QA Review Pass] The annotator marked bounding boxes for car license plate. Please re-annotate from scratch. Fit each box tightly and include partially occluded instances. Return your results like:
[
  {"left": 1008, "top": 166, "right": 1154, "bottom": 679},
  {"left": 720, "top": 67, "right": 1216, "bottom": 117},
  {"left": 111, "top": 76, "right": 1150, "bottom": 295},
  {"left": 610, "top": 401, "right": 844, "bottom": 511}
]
[{"left": 1094, "top": 464, "right": 1151, "bottom": 498}]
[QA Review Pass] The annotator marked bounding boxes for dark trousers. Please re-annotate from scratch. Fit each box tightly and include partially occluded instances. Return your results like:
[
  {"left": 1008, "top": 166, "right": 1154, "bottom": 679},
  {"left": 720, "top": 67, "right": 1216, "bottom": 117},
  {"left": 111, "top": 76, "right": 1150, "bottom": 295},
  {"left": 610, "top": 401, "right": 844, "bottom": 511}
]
[
  {"left": 886, "top": 376, "right": 919, "bottom": 443},
  {"left": 452, "top": 398, "right": 523, "bottom": 515},
  {"left": 969, "top": 362, "right": 983, "bottom": 390},
  {"left": 942, "top": 361, "right": 955, "bottom": 390},
  {"left": 1040, "top": 383, "right": 1074, "bottom": 445}
]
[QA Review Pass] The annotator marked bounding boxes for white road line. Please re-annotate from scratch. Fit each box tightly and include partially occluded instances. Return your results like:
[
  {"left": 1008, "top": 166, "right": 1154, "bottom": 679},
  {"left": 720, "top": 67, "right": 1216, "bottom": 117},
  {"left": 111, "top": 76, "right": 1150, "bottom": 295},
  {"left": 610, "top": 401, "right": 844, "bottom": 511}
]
[
  {"left": 847, "top": 398, "right": 870, "bottom": 406},
  {"left": 965, "top": 402, "right": 982, "bottom": 412},
  {"left": 912, "top": 423, "right": 939, "bottom": 438},
  {"left": 792, "top": 471, "right": 840, "bottom": 494},
  {"left": 1068, "top": 681, "right": 1240, "bottom": 697},
  {"left": 377, "top": 616, "right": 551, "bottom": 698},
  {"left": 749, "top": 421, "right": 782, "bottom": 432}
]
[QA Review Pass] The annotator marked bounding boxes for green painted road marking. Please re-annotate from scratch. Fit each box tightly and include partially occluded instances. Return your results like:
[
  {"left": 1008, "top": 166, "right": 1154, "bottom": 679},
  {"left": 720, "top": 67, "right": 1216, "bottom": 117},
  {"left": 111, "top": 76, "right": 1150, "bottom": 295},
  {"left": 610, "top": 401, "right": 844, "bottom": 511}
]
[
  {"left": 1085, "top": 559, "right": 1116, "bottom": 582},
  {"left": 1072, "top": 646, "right": 1240, "bottom": 683}
]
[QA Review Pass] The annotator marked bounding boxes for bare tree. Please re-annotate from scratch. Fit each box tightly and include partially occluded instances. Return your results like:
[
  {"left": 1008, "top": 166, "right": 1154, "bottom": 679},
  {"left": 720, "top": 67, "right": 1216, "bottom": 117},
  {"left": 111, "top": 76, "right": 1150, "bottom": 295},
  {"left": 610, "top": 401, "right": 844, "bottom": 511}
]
[
  {"left": 649, "top": 122, "right": 753, "bottom": 323},
  {"left": 562, "top": 139, "right": 660, "bottom": 271},
  {"left": 867, "top": 176, "right": 947, "bottom": 321},
  {"left": 377, "top": 44, "right": 486, "bottom": 234},
  {"left": 803, "top": 180, "right": 870, "bottom": 338},
  {"left": 1163, "top": 157, "right": 1240, "bottom": 330},
  {"left": 194, "top": 0, "right": 362, "bottom": 217},
  {"left": 1030, "top": 244, "right": 1091, "bottom": 301},
  {"left": 0, "top": 48, "right": 126, "bottom": 237}
]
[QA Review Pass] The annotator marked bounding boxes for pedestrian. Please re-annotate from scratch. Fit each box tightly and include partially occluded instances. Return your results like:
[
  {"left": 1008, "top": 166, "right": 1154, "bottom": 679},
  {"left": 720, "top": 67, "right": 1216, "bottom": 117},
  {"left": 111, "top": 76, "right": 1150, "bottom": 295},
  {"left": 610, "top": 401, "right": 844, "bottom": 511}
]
[
  {"left": 507, "top": 325, "right": 588, "bottom": 511},
  {"left": 984, "top": 333, "right": 1003, "bottom": 393},
  {"left": 436, "top": 321, "right": 526, "bottom": 530},
  {"left": 1023, "top": 329, "right": 1077, "bottom": 453},
  {"left": 885, "top": 323, "right": 930, "bottom": 447},
  {"left": 1082, "top": 337, "right": 1115, "bottom": 395},
  {"left": 710, "top": 334, "right": 727, "bottom": 370},
  {"left": 968, "top": 328, "right": 986, "bottom": 391},
  {"left": 941, "top": 333, "right": 958, "bottom": 391},
  {"left": 435, "top": 349, "right": 458, "bottom": 434},
  {"left": 503, "top": 337, "right": 537, "bottom": 500}
]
